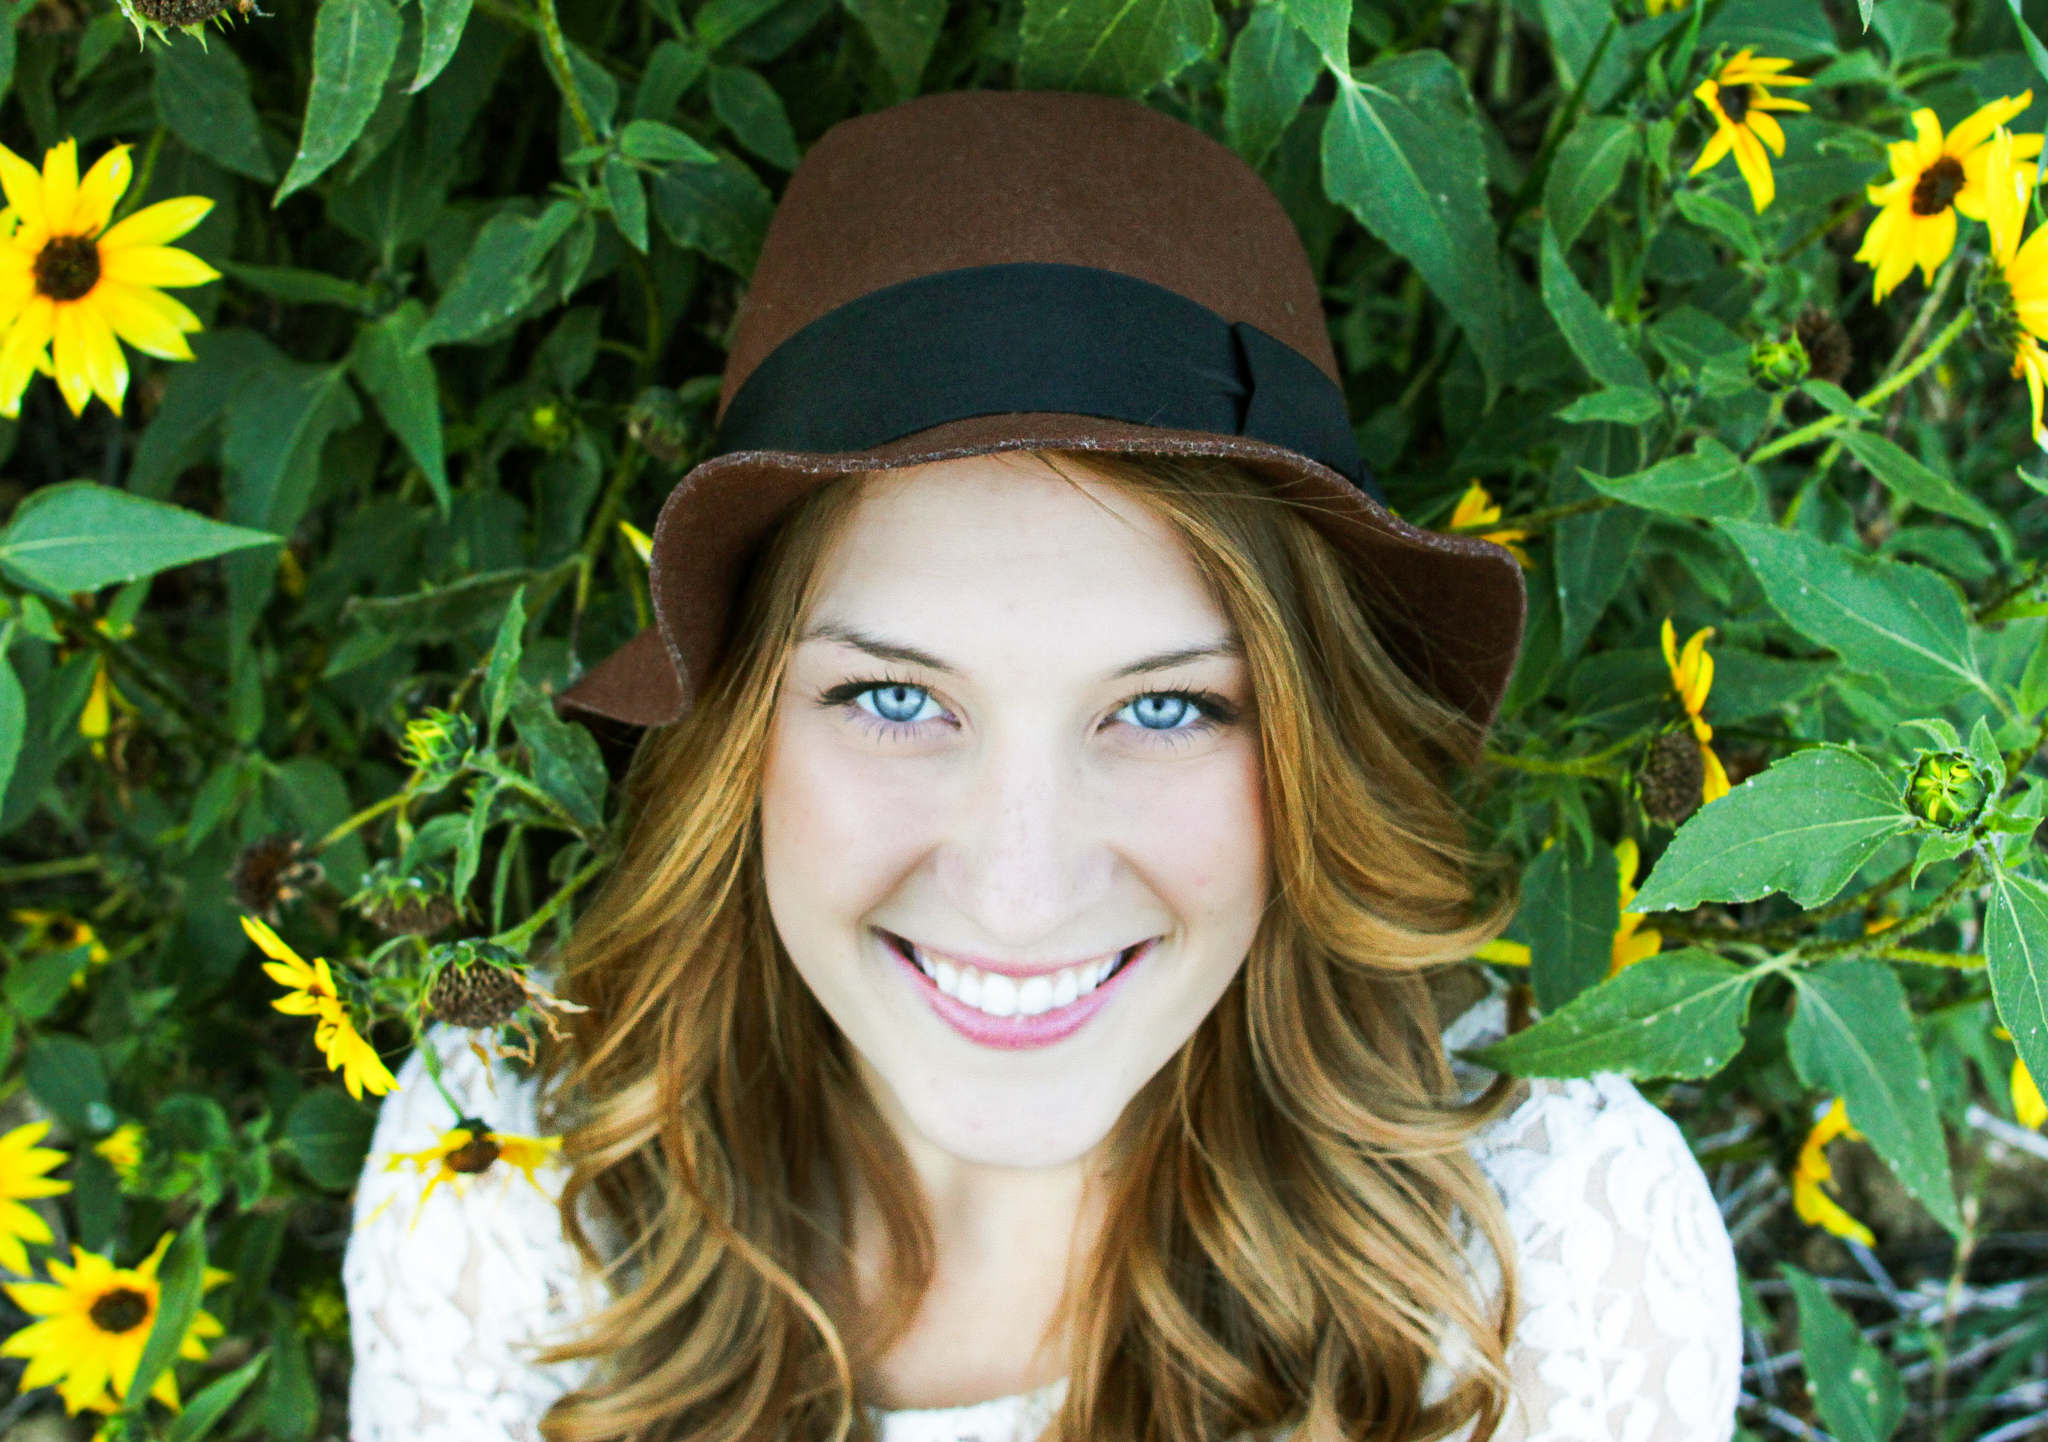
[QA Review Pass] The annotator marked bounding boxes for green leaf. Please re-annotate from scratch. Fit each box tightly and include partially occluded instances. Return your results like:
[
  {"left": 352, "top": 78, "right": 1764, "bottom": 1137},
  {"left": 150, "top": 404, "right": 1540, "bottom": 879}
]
[
  {"left": 454, "top": 775, "right": 502, "bottom": 901},
  {"left": 1582, "top": 438, "right": 1758, "bottom": 519},
  {"left": 415, "top": 200, "right": 583, "bottom": 347},
  {"left": 349, "top": 301, "right": 449, "bottom": 513},
  {"left": 1539, "top": 222, "right": 1651, "bottom": 390},
  {"left": 634, "top": 39, "right": 707, "bottom": 118},
  {"left": 25, "top": 1034, "right": 112, "bottom": 1133},
  {"left": 484, "top": 586, "right": 527, "bottom": 743},
  {"left": 651, "top": 153, "right": 774, "bottom": 273},
  {"left": 1556, "top": 385, "right": 1662, "bottom": 425},
  {"left": 1782, "top": 1266, "right": 1905, "bottom": 1442},
  {"left": 1537, "top": 0, "right": 1629, "bottom": 107},
  {"left": 1703, "top": 0, "right": 1838, "bottom": 60},
  {"left": 284, "top": 1089, "right": 377, "bottom": 1190},
  {"left": 1837, "top": 430, "right": 2000, "bottom": 530},
  {"left": 222, "top": 261, "right": 375, "bottom": 309},
  {"left": 1522, "top": 841, "right": 1621, "bottom": 1011},
  {"left": 272, "top": 756, "right": 367, "bottom": 894},
  {"left": 6, "top": 945, "right": 91, "bottom": 1021},
  {"left": 152, "top": 38, "right": 276, "bottom": 182},
  {"left": 1472, "top": 949, "right": 1762, "bottom": 1080},
  {"left": 1803, "top": 379, "right": 1875, "bottom": 421},
  {"left": 1544, "top": 114, "right": 1637, "bottom": 249},
  {"left": 1276, "top": 0, "right": 1348, "bottom": 74},
  {"left": 603, "top": 155, "right": 651, "bottom": 251},
  {"left": 0, "top": 645, "right": 21, "bottom": 803},
  {"left": 695, "top": 0, "right": 783, "bottom": 48},
  {"left": 1322, "top": 57, "right": 1509, "bottom": 394},
  {"left": 1788, "top": 960, "right": 1960, "bottom": 1234},
  {"left": 1987, "top": 868, "right": 2048, "bottom": 1112},
  {"left": 511, "top": 682, "right": 608, "bottom": 832},
  {"left": 164, "top": 1350, "right": 271, "bottom": 1442},
  {"left": 1225, "top": 4, "right": 1321, "bottom": 169},
  {"left": 618, "top": 117, "right": 716, "bottom": 165},
  {"left": 1721, "top": 522, "right": 1990, "bottom": 705},
  {"left": 124, "top": 1215, "right": 207, "bottom": 1417},
  {"left": 1633, "top": 746, "right": 1919, "bottom": 912},
  {"left": 338, "top": 562, "right": 572, "bottom": 645},
  {"left": 0, "top": 482, "right": 276, "bottom": 595},
  {"left": 1673, "top": 189, "right": 1762, "bottom": 260},
  {"left": 1016, "top": 0, "right": 1217, "bottom": 94},
  {"left": 2008, "top": 0, "right": 2048, "bottom": 88},
  {"left": 706, "top": 63, "right": 800, "bottom": 168},
  {"left": 843, "top": 0, "right": 944, "bottom": 97},
  {"left": 260, "top": 1322, "right": 319, "bottom": 1442},
  {"left": 411, "top": 0, "right": 472, "bottom": 91},
  {"left": 277, "top": 0, "right": 404, "bottom": 202}
]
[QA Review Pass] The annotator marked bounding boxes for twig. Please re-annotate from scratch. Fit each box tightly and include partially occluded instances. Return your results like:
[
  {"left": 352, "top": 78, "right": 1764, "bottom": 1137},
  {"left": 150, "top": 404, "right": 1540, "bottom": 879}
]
[
  {"left": 1978, "top": 1412, "right": 2048, "bottom": 1442},
  {"left": 1740, "top": 1393, "right": 1841, "bottom": 1442},
  {"left": 1965, "top": 1105, "right": 2048, "bottom": 1163}
]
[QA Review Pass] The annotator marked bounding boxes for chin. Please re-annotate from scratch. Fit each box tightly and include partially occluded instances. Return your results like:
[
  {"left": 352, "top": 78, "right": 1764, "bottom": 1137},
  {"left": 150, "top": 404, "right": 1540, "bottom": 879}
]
[{"left": 884, "top": 1063, "right": 1143, "bottom": 1170}]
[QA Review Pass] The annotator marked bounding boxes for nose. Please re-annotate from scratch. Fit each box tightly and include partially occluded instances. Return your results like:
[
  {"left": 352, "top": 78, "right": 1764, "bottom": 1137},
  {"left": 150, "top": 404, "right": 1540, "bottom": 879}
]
[{"left": 930, "top": 727, "right": 1114, "bottom": 949}]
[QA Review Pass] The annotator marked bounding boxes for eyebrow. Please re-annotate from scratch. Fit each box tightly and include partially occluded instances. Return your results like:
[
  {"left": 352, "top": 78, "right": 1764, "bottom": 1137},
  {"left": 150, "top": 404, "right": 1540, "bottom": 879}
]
[{"left": 798, "top": 622, "right": 1240, "bottom": 680}]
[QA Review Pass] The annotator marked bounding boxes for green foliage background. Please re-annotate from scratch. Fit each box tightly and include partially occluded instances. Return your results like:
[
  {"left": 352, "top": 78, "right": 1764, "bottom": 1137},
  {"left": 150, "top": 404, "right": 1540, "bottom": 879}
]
[{"left": 0, "top": 0, "right": 2045, "bottom": 1433}]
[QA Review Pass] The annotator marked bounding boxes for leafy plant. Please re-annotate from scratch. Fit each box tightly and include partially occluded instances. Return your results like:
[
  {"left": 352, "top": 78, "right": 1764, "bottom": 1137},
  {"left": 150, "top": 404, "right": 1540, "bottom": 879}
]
[{"left": 0, "top": 0, "right": 2044, "bottom": 1434}]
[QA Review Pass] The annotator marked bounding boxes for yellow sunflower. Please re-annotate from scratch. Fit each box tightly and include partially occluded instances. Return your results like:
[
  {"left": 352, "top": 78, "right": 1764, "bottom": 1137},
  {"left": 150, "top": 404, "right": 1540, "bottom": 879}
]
[
  {"left": 1792, "top": 1098, "right": 1873, "bottom": 1247},
  {"left": 93, "top": 1123, "right": 145, "bottom": 1185},
  {"left": 1609, "top": 838, "right": 1663, "bottom": 975},
  {"left": 1662, "top": 617, "right": 1731, "bottom": 805},
  {"left": 1448, "top": 481, "right": 1533, "bottom": 566},
  {"left": 1690, "top": 50, "right": 1811, "bottom": 212},
  {"left": 0, "top": 137, "right": 216, "bottom": 419},
  {"left": 241, "top": 915, "right": 400, "bottom": 1100},
  {"left": 1980, "top": 127, "right": 2048, "bottom": 446},
  {"left": 0, "top": 1234, "right": 226, "bottom": 1414},
  {"left": 13, "top": 909, "right": 111, "bottom": 968},
  {"left": 0, "top": 1122, "right": 70, "bottom": 1276},
  {"left": 387, "top": 1117, "right": 562, "bottom": 1224},
  {"left": 1857, "top": 95, "right": 2042, "bottom": 300}
]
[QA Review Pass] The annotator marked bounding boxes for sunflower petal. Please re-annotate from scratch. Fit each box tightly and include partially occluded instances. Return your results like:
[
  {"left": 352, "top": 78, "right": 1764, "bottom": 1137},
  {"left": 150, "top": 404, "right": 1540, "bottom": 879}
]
[
  {"left": 48, "top": 302, "right": 92, "bottom": 416},
  {"left": 1731, "top": 126, "right": 1776, "bottom": 211},
  {"left": 98, "top": 243, "right": 219, "bottom": 290},
  {"left": 0, "top": 145, "right": 47, "bottom": 236},
  {"left": 37, "top": 140, "right": 79, "bottom": 238},
  {"left": 97, "top": 196, "right": 213, "bottom": 251},
  {"left": 0, "top": 297, "right": 54, "bottom": 419},
  {"left": 1690, "top": 122, "right": 1735, "bottom": 177},
  {"left": 1749, "top": 109, "right": 1787, "bottom": 157},
  {"left": 70, "top": 299, "right": 127, "bottom": 416},
  {"left": 93, "top": 281, "right": 197, "bottom": 360},
  {"left": 1947, "top": 92, "right": 2031, "bottom": 158},
  {"left": 71, "top": 145, "right": 132, "bottom": 238}
]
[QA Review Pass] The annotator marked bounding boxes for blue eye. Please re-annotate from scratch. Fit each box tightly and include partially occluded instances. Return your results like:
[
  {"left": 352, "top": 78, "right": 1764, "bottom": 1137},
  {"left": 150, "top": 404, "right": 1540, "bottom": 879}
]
[
  {"left": 857, "top": 684, "right": 941, "bottom": 724},
  {"left": 1119, "top": 693, "right": 1204, "bottom": 730}
]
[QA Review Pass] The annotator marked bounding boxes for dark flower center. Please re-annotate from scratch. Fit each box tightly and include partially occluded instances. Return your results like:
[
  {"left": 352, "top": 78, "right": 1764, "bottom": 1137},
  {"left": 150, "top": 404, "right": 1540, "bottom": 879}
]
[
  {"left": 1720, "top": 85, "right": 1753, "bottom": 124},
  {"left": 447, "top": 1119, "right": 501, "bottom": 1174},
  {"left": 89, "top": 1287, "right": 152, "bottom": 1334},
  {"left": 32, "top": 234, "right": 100, "bottom": 302},
  {"left": 1912, "top": 155, "right": 1967, "bottom": 216}
]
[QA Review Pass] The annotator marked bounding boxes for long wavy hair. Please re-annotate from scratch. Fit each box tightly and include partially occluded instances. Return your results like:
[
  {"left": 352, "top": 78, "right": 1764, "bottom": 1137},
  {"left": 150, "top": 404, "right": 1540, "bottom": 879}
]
[{"left": 537, "top": 450, "right": 1518, "bottom": 1442}]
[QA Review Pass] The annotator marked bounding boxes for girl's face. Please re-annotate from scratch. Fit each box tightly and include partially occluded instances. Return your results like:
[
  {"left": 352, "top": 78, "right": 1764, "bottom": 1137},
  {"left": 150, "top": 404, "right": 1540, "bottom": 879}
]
[{"left": 760, "top": 455, "right": 1268, "bottom": 1170}]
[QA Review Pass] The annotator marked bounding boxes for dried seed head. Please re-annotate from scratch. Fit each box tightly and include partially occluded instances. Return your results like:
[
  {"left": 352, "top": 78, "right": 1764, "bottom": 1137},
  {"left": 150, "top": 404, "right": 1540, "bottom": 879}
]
[
  {"left": 230, "top": 836, "right": 324, "bottom": 922},
  {"left": 125, "top": 0, "right": 231, "bottom": 24},
  {"left": 1795, "top": 308, "right": 1852, "bottom": 385},
  {"left": 1639, "top": 730, "right": 1707, "bottom": 827},
  {"left": 427, "top": 959, "right": 529, "bottom": 1029}
]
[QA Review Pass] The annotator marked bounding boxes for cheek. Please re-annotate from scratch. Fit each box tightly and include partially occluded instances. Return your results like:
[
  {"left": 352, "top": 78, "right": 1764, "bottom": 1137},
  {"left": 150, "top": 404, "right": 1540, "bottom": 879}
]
[{"left": 1114, "top": 743, "right": 1267, "bottom": 920}]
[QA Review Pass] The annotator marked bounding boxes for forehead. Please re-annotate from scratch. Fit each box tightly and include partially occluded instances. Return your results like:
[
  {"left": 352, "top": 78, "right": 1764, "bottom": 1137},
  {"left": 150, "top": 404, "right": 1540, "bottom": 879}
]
[{"left": 802, "top": 456, "right": 1234, "bottom": 658}]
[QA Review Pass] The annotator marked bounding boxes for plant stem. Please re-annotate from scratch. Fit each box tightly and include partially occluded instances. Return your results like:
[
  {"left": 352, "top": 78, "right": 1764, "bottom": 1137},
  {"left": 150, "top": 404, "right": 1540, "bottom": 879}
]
[
  {"left": 1450, "top": 493, "right": 1617, "bottom": 539},
  {"left": 489, "top": 851, "right": 610, "bottom": 952},
  {"left": 113, "top": 128, "right": 167, "bottom": 225},
  {"left": 0, "top": 856, "right": 103, "bottom": 885},
  {"left": 1877, "top": 946, "right": 1985, "bottom": 968},
  {"left": 315, "top": 788, "right": 414, "bottom": 854},
  {"left": 534, "top": 0, "right": 600, "bottom": 150},
  {"left": 1749, "top": 308, "right": 1976, "bottom": 465},
  {"left": 1804, "top": 858, "right": 1981, "bottom": 959}
]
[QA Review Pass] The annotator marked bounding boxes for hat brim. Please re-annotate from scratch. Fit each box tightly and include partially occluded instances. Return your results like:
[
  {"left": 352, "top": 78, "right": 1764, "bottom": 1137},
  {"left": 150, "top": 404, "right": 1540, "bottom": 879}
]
[{"left": 559, "top": 413, "right": 1526, "bottom": 740}]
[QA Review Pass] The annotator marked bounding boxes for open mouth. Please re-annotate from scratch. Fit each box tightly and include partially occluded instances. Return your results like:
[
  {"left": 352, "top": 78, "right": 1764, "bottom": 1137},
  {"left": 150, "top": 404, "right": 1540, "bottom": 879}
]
[{"left": 878, "top": 930, "right": 1148, "bottom": 1020}]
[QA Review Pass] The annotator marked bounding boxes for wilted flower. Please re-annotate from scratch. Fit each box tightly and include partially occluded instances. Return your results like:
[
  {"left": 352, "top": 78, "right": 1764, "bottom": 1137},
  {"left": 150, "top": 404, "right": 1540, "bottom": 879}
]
[
  {"left": 1662, "top": 618, "right": 1731, "bottom": 807},
  {"left": 1448, "top": 481, "right": 1532, "bottom": 567},
  {"left": 424, "top": 949, "right": 531, "bottom": 1029},
  {"left": 229, "top": 834, "right": 325, "bottom": 922},
  {"left": 1609, "top": 838, "right": 1662, "bottom": 975},
  {"left": 0, "top": 1234, "right": 226, "bottom": 1414},
  {"left": 0, "top": 1122, "right": 70, "bottom": 1276},
  {"left": 386, "top": 1117, "right": 561, "bottom": 1225},
  {"left": 1792, "top": 1098, "right": 1874, "bottom": 1246},
  {"left": 1795, "top": 307, "right": 1853, "bottom": 384},
  {"left": 1906, "top": 752, "right": 1988, "bottom": 830},
  {"left": 0, "top": 138, "right": 216, "bottom": 418},
  {"left": 1690, "top": 50, "right": 1811, "bottom": 212},
  {"left": 1857, "top": 94, "right": 2040, "bottom": 301},
  {"left": 241, "top": 915, "right": 399, "bottom": 1100},
  {"left": 350, "top": 860, "right": 458, "bottom": 937}
]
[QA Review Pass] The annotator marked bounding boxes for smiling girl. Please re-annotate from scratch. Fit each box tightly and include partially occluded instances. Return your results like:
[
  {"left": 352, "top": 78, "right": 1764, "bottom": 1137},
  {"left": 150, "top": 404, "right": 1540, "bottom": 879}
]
[{"left": 344, "top": 91, "right": 1740, "bottom": 1442}]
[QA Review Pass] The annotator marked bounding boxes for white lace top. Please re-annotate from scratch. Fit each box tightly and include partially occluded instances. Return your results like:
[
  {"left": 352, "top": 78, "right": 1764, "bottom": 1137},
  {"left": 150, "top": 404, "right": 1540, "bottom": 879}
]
[{"left": 343, "top": 1001, "right": 1742, "bottom": 1442}]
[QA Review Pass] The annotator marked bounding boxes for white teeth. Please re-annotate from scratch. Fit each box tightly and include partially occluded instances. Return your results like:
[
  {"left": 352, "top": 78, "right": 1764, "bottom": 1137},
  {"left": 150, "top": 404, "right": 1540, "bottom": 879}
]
[{"left": 909, "top": 942, "right": 1136, "bottom": 1020}]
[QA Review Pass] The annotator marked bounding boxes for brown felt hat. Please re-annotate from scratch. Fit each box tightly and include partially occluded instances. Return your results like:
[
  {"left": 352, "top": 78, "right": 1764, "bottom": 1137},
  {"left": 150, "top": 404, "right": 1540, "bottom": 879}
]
[{"left": 561, "top": 90, "right": 1525, "bottom": 734}]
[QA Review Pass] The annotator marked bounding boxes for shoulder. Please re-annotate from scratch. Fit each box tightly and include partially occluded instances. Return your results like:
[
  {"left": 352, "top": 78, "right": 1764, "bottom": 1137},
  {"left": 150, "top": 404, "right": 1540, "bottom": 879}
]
[
  {"left": 1449, "top": 997, "right": 1744, "bottom": 1442},
  {"left": 342, "top": 1029, "right": 598, "bottom": 1442}
]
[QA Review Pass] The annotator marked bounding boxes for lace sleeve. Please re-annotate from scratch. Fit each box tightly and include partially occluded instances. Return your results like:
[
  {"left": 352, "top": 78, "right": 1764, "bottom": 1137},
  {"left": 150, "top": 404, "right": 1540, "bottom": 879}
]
[
  {"left": 1452, "top": 1003, "right": 1744, "bottom": 1442},
  {"left": 343, "top": 1028, "right": 601, "bottom": 1442}
]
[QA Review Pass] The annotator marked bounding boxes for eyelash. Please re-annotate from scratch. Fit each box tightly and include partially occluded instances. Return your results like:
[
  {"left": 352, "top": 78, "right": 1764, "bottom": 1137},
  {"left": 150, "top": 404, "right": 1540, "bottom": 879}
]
[{"left": 816, "top": 675, "right": 1240, "bottom": 744}]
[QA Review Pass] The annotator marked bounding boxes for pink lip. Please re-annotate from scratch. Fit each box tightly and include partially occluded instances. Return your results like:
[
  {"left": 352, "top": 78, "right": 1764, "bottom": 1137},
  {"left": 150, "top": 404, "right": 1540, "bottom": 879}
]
[{"left": 883, "top": 933, "right": 1154, "bottom": 1051}]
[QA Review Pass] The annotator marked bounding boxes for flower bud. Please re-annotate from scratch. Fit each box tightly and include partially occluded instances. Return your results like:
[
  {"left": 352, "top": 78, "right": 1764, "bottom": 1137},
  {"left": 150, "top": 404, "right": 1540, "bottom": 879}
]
[
  {"left": 627, "top": 386, "right": 692, "bottom": 465},
  {"left": 523, "top": 399, "right": 573, "bottom": 450},
  {"left": 1748, "top": 335, "right": 1809, "bottom": 390},
  {"left": 1906, "top": 751, "right": 1988, "bottom": 831},
  {"left": 1639, "top": 729, "right": 1707, "bottom": 827},
  {"left": 402, "top": 708, "right": 477, "bottom": 787}
]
